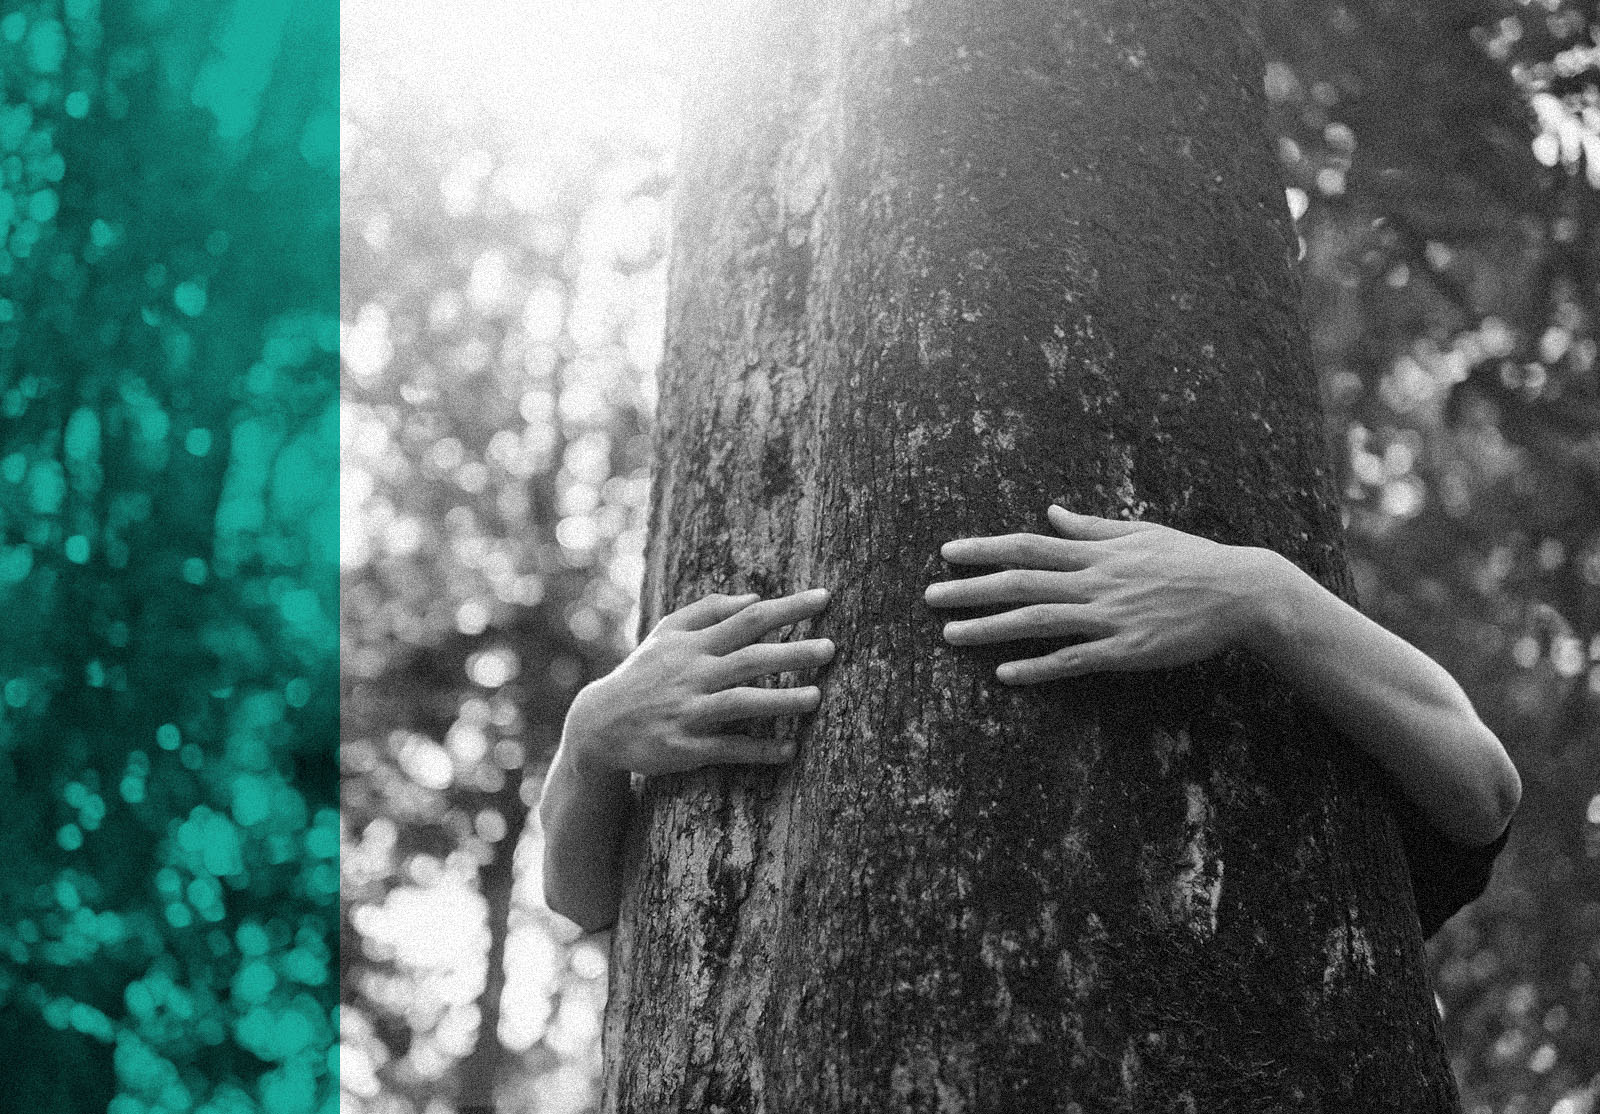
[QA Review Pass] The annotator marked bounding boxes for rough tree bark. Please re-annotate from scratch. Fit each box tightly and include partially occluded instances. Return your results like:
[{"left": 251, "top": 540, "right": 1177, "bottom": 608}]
[{"left": 605, "top": 0, "right": 1461, "bottom": 1109}]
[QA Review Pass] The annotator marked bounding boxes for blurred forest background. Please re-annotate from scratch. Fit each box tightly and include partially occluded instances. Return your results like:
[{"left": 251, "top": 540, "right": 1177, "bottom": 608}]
[
  {"left": 0, "top": 1, "right": 338, "bottom": 1113},
  {"left": 339, "top": 0, "right": 1600, "bottom": 1112}
]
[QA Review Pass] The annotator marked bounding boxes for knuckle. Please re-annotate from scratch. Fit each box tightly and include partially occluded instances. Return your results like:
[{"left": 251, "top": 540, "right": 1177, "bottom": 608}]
[
  {"left": 726, "top": 611, "right": 765, "bottom": 638},
  {"left": 1025, "top": 569, "right": 1056, "bottom": 594},
  {"left": 717, "top": 644, "right": 753, "bottom": 672},
  {"left": 743, "top": 645, "right": 779, "bottom": 674},
  {"left": 656, "top": 646, "right": 701, "bottom": 681},
  {"left": 1022, "top": 535, "right": 1054, "bottom": 561},
  {"left": 679, "top": 695, "right": 715, "bottom": 725},
  {"left": 1060, "top": 602, "right": 1093, "bottom": 629},
  {"left": 1023, "top": 606, "right": 1055, "bottom": 635},
  {"left": 732, "top": 643, "right": 768, "bottom": 669},
  {"left": 652, "top": 628, "right": 693, "bottom": 652},
  {"left": 682, "top": 659, "right": 718, "bottom": 690}
]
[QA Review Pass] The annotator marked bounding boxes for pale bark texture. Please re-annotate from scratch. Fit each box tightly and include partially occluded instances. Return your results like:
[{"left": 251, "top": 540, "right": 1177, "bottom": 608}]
[{"left": 605, "top": 0, "right": 1461, "bottom": 1109}]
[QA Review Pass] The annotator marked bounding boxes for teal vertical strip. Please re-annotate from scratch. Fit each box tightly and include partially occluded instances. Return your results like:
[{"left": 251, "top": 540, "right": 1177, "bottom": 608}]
[{"left": 0, "top": 2, "right": 338, "bottom": 1112}]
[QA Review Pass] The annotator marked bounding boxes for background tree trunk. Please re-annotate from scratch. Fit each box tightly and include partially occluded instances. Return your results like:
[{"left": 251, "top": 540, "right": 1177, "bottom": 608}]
[
  {"left": 605, "top": 0, "right": 1461, "bottom": 1109},
  {"left": 457, "top": 773, "right": 529, "bottom": 1111}
]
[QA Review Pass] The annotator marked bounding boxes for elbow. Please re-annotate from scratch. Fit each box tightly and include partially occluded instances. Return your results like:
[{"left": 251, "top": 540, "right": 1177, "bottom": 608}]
[
  {"left": 537, "top": 799, "right": 621, "bottom": 934},
  {"left": 542, "top": 860, "right": 617, "bottom": 936},
  {"left": 1489, "top": 747, "right": 1522, "bottom": 839},
  {"left": 1462, "top": 724, "right": 1521, "bottom": 846},
  {"left": 560, "top": 903, "right": 617, "bottom": 936}
]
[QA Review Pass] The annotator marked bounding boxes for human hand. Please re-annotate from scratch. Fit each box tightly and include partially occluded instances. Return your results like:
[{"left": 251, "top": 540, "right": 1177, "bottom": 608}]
[
  {"left": 924, "top": 505, "right": 1281, "bottom": 684},
  {"left": 563, "top": 588, "right": 835, "bottom": 777}
]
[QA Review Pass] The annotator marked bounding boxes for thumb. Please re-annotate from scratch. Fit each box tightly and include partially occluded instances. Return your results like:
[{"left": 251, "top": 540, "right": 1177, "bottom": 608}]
[{"left": 1047, "top": 503, "right": 1146, "bottom": 540}]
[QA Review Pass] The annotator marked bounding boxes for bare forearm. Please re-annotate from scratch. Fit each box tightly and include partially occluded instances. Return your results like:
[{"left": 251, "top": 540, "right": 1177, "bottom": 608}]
[
  {"left": 1246, "top": 550, "right": 1520, "bottom": 845},
  {"left": 537, "top": 721, "right": 634, "bottom": 934}
]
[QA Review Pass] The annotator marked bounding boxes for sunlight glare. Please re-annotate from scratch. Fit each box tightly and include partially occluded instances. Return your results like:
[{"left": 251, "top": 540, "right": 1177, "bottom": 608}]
[{"left": 342, "top": 0, "right": 684, "bottom": 147}]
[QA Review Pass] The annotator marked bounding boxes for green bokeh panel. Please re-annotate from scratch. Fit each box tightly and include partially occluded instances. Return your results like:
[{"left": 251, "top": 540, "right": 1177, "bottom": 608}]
[{"left": 0, "top": 1, "right": 338, "bottom": 1112}]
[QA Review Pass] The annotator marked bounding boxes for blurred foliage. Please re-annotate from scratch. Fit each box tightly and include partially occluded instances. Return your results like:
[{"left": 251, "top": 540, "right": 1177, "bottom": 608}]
[
  {"left": 1260, "top": 2, "right": 1600, "bottom": 1110},
  {"left": 0, "top": 1, "right": 338, "bottom": 1112},
  {"left": 338, "top": 56, "right": 671, "bottom": 1114},
  {"left": 339, "top": 1, "right": 1600, "bottom": 1113}
]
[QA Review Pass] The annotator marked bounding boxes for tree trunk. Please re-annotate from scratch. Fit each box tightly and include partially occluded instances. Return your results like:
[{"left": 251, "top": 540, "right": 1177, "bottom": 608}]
[
  {"left": 457, "top": 772, "right": 529, "bottom": 1112},
  {"left": 606, "top": 0, "right": 1460, "bottom": 1109}
]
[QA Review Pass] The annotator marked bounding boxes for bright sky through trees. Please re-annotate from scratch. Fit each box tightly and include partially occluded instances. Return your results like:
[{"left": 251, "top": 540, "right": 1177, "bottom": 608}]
[{"left": 341, "top": 0, "right": 681, "bottom": 143}]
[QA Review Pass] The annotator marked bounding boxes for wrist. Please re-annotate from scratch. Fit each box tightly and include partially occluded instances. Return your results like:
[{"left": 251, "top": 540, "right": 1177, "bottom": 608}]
[
  {"left": 1236, "top": 547, "right": 1305, "bottom": 659},
  {"left": 560, "top": 681, "right": 626, "bottom": 781}
]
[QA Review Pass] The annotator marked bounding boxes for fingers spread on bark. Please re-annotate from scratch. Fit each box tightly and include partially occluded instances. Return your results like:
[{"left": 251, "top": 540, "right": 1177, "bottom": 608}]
[
  {"left": 703, "top": 588, "right": 830, "bottom": 654},
  {"left": 943, "top": 603, "right": 1101, "bottom": 645},
  {"left": 712, "top": 638, "right": 835, "bottom": 688},
  {"left": 940, "top": 532, "right": 1089, "bottom": 571},
  {"left": 997, "top": 639, "right": 1131, "bottom": 683},
  {"left": 690, "top": 684, "right": 822, "bottom": 727},
  {"left": 657, "top": 592, "right": 760, "bottom": 633},
  {"left": 924, "top": 568, "right": 1090, "bottom": 608},
  {"left": 1046, "top": 503, "right": 1151, "bottom": 540}
]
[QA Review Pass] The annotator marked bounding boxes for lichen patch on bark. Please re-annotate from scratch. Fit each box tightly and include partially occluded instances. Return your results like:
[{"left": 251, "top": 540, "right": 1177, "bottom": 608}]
[
  {"left": 1323, "top": 920, "right": 1379, "bottom": 993},
  {"left": 1174, "top": 782, "right": 1224, "bottom": 939}
]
